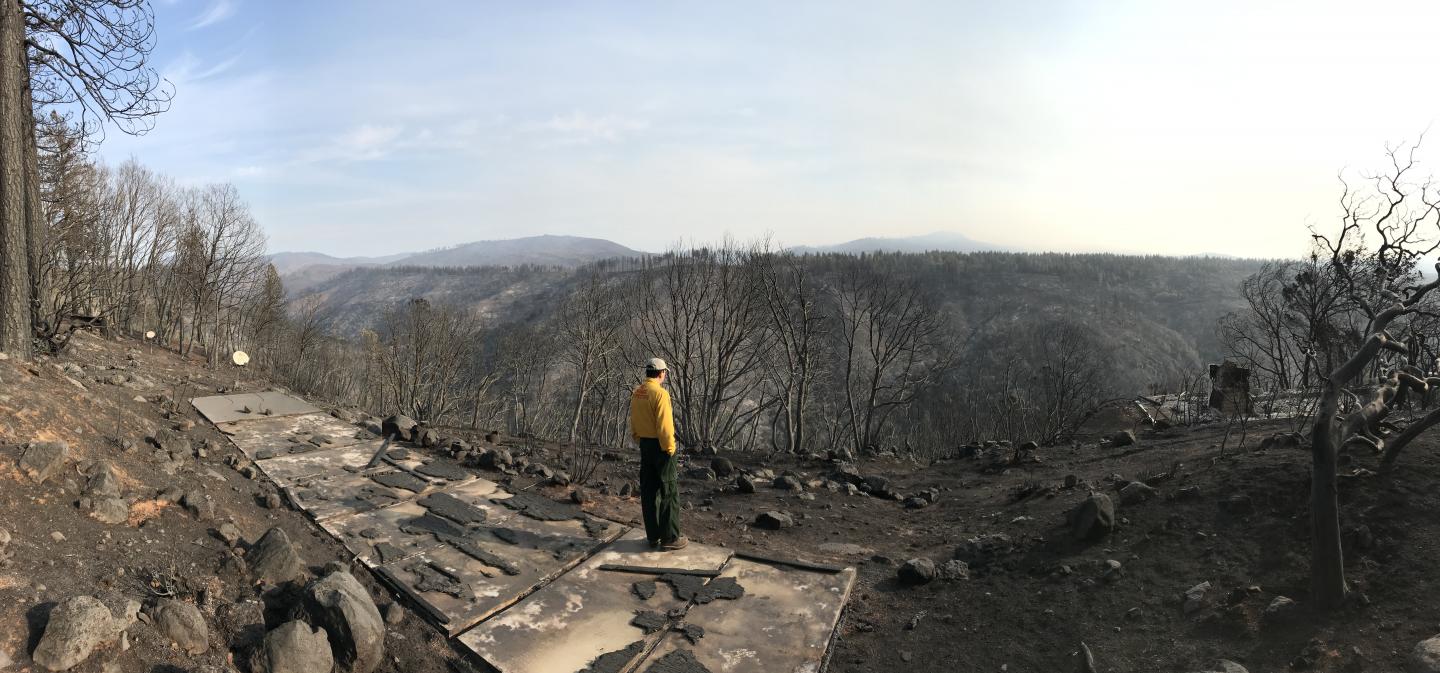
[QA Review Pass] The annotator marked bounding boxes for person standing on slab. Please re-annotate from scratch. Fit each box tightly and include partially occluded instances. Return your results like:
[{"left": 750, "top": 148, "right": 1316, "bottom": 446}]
[{"left": 630, "top": 357, "right": 687, "bottom": 550}]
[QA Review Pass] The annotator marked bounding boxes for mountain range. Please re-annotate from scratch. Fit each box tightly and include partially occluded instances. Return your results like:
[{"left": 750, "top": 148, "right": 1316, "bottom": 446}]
[{"left": 270, "top": 231, "right": 1008, "bottom": 286}]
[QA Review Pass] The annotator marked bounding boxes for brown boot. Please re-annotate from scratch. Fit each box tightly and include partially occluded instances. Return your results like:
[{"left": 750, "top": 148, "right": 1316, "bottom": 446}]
[{"left": 659, "top": 536, "right": 689, "bottom": 551}]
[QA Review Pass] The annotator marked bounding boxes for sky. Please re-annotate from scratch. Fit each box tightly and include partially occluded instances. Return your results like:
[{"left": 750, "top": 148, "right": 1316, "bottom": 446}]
[{"left": 95, "top": 0, "right": 1440, "bottom": 258}]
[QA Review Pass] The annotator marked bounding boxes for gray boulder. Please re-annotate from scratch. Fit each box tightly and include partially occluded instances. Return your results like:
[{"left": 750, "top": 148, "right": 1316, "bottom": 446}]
[
  {"left": 1068, "top": 492, "right": 1116, "bottom": 541},
  {"left": 89, "top": 498, "right": 129, "bottom": 525},
  {"left": 710, "top": 458, "right": 735, "bottom": 478},
  {"left": 252, "top": 620, "right": 334, "bottom": 673},
  {"left": 303, "top": 570, "right": 384, "bottom": 673},
  {"left": 1413, "top": 635, "right": 1440, "bottom": 673},
  {"left": 249, "top": 527, "right": 307, "bottom": 585},
  {"left": 31, "top": 596, "right": 121, "bottom": 671},
  {"left": 380, "top": 415, "right": 418, "bottom": 442},
  {"left": 151, "top": 599, "right": 208, "bottom": 654},
  {"left": 1111, "top": 430, "right": 1137, "bottom": 447},
  {"left": 20, "top": 441, "right": 69, "bottom": 483},
  {"left": 754, "top": 511, "right": 793, "bottom": 530},
  {"left": 897, "top": 558, "right": 936, "bottom": 585},
  {"left": 1119, "top": 481, "right": 1158, "bottom": 505},
  {"left": 773, "top": 475, "right": 804, "bottom": 491},
  {"left": 735, "top": 475, "right": 757, "bottom": 494}
]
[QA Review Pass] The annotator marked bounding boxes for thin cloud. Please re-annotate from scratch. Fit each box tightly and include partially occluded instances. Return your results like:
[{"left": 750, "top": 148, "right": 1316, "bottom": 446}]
[{"left": 186, "top": 0, "right": 236, "bottom": 30}]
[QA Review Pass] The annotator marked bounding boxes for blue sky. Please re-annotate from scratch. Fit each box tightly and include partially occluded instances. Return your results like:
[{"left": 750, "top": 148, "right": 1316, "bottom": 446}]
[{"left": 99, "top": 0, "right": 1440, "bottom": 257}]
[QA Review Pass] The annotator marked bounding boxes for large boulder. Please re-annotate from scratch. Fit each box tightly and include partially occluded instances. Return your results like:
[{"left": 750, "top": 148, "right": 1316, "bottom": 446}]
[
  {"left": 829, "top": 464, "right": 864, "bottom": 486},
  {"left": 249, "top": 528, "right": 307, "bottom": 585},
  {"left": 381, "top": 415, "right": 418, "bottom": 442},
  {"left": 773, "top": 475, "right": 804, "bottom": 491},
  {"left": 754, "top": 511, "right": 794, "bottom": 530},
  {"left": 252, "top": 620, "right": 334, "bottom": 673},
  {"left": 303, "top": 570, "right": 384, "bottom": 673},
  {"left": 1068, "top": 493, "right": 1116, "bottom": 541},
  {"left": 710, "top": 458, "right": 735, "bottom": 478},
  {"left": 150, "top": 599, "right": 208, "bottom": 654},
  {"left": 1111, "top": 430, "right": 1137, "bottom": 447},
  {"left": 85, "top": 461, "right": 122, "bottom": 499},
  {"left": 1119, "top": 481, "right": 1158, "bottom": 505},
  {"left": 20, "top": 441, "right": 69, "bottom": 484},
  {"left": 897, "top": 558, "right": 936, "bottom": 585},
  {"left": 32, "top": 596, "right": 122, "bottom": 671},
  {"left": 1413, "top": 635, "right": 1440, "bottom": 673}
]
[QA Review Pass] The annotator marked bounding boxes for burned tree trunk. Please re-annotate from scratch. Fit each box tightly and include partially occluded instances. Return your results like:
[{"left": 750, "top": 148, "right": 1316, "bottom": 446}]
[{"left": 0, "top": 0, "right": 32, "bottom": 356}]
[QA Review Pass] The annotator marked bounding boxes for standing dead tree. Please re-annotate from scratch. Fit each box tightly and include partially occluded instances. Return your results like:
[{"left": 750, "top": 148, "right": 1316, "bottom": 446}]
[
  {"left": 1308, "top": 141, "right": 1440, "bottom": 609},
  {"left": 556, "top": 272, "right": 626, "bottom": 444}
]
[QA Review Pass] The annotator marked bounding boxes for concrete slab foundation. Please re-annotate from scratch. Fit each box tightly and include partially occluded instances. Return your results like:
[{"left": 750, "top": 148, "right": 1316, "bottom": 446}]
[{"left": 192, "top": 391, "right": 321, "bottom": 423}]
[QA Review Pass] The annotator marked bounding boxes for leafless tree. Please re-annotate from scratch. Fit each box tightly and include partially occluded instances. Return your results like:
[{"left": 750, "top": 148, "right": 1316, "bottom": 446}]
[
  {"left": 556, "top": 272, "right": 626, "bottom": 443},
  {"left": 758, "top": 251, "right": 827, "bottom": 453}
]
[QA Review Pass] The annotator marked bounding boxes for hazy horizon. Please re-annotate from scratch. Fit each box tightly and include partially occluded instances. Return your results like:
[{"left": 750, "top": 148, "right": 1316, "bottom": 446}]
[{"left": 98, "top": 0, "right": 1440, "bottom": 259}]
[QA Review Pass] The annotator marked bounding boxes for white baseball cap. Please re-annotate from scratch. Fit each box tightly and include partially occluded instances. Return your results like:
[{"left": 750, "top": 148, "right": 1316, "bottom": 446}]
[{"left": 645, "top": 357, "right": 668, "bottom": 371}]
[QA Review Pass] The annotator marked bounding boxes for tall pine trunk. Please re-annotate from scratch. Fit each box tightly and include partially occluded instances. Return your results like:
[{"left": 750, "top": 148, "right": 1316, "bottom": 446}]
[{"left": 0, "top": 0, "right": 34, "bottom": 357}]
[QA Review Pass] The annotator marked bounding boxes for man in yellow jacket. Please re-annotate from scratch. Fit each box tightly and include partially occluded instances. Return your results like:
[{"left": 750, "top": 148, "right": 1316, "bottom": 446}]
[{"left": 630, "top": 357, "right": 686, "bottom": 550}]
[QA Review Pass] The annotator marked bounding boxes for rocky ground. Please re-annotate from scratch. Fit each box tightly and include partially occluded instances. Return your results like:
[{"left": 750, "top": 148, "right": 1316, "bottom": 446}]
[{"left": 5, "top": 332, "right": 1440, "bottom": 673}]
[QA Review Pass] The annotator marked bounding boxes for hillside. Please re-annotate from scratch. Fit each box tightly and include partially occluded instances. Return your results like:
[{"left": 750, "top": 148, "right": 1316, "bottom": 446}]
[
  {"left": 270, "top": 234, "right": 643, "bottom": 288},
  {"left": 791, "top": 231, "right": 1007, "bottom": 254},
  {"left": 290, "top": 251, "right": 1266, "bottom": 394}
]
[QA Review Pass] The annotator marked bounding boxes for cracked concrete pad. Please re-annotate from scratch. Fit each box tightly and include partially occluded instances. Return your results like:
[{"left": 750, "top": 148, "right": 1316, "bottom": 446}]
[
  {"left": 322, "top": 500, "right": 479, "bottom": 566},
  {"left": 288, "top": 471, "right": 414, "bottom": 521},
  {"left": 193, "top": 391, "right": 321, "bottom": 424},
  {"left": 380, "top": 515, "right": 625, "bottom": 636},
  {"left": 256, "top": 442, "right": 384, "bottom": 487},
  {"left": 456, "top": 528, "right": 727, "bottom": 673},
  {"left": 637, "top": 559, "right": 856, "bottom": 673},
  {"left": 216, "top": 412, "right": 370, "bottom": 459}
]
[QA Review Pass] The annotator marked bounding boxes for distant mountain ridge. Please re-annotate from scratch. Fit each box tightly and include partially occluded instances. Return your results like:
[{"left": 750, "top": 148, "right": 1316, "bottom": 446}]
[
  {"left": 789, "top": 231, "right": 1006, "bottom": 254},
  {"left": 269, "top": 235, "right": 645, "bottom": 289}
]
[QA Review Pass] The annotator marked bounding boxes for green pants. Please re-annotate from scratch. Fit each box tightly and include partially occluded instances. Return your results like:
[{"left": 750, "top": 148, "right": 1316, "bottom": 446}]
[{"left": 639, "top": 438, "right": 680, "bottom": 543}]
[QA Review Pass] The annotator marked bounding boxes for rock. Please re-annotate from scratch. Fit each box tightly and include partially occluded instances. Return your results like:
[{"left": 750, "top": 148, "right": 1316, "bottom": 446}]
[
  {"left": 1111, "top": 430, "right": 1137, "bottom": 447},
  {"left": 1119, "top": 481, "right": 1158, "bottom": 505},
  {"left": 149, "top": 428, "right": 191, "bottom": 455},
  {"left": 735, "top": 476, "right": 757, "bottom": 494},
  {"left": 685, "top": 467, "right": 717, "bottom": 481},
  {"left": 938, "top": 559, "right": 970, "bottom": 581},
  {"left": 618, "top": 482, "right": 636, "bottom": 497},
  {"left": 1068, "top": 493, "right": 1116, "bottom": 541},
  {"left": 711, "top": 458, "right": 735, "bottom": 478},
  {"left": 252, "top": 621, "right": 333, "bottom": 673},
  {"left": 32, "top": 596, "right": 120, "bottom": 671},
  {"left": 897, "top": 558, "right": 936, "bottom": 585},
  {"left": 20, "top": 441, "right": 69, "bottom": 483},
  {"left": 1192, "top": 662, "right": 1248, "bottom": 673},
  {"left": 383, "top": 602, "right": 405, "bottom": 626},
  {"left": 476, "top": 447, "right": 513, "bottom": 470},
  {"left": 550, "top": 471, "right": 571, "bottom": 486},
  {"left": 264, "top": 492, "right": 284, "bottom": 510},
  {"left": 1183, "top": 581, "right": 1211, "bottom": 615},
  {"left": 829, "top": 464, "right": 864, "bottom": 486},
  {"left": 182, "top": 492, "right": 215, "bottom": 522},
  {"left": 754, "top": 511, "right": 793, "bottom": 530},
  {"left": 902, "top": 496, "right": 929, "bottom": 509},
  {"left": 150, "top": 599, "right": 208, "bottom": 654},
  {"left": 217, "top": 522, "right": 243, "bottom": 547},
  {"left": 1063, "top": 474, "right": 1079, "bottom": 488},
  {"left": 1264, "top": 596, "right": 1297, "bottom": 623},
  {"left": 248, "top": 528, "right": 307, "bottom": 585},
  {"left": 303, "top": 570, "right": 384, "bottom": 673},
  {"left": 569, "top": 488, "right": 588, "bottom": 504},
  {"left": 380, "top": 415, "right": 418, "bottom": 442},
  {"left": 415, "top": 427, "right": 439, "bottom": 448},
  {"left": 862, "top": 475, "right": 892, "bottom": 495},
  {"left": 85, "top": 462, "right": 122, "bottom": 499},
  {"left": 89, "top": 498, "right": 129, "bottom": 525},
  {"left": 773, "top": 475, "right": 804, "bottom": 491},
  {"left": 953, "top": 533, "right": 1014, "bottom": 566}
]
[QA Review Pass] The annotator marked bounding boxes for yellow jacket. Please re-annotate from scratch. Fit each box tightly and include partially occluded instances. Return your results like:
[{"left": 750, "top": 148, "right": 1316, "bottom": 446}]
[{"left": 630, "top": 378, "right": 676, "bottom": 454}]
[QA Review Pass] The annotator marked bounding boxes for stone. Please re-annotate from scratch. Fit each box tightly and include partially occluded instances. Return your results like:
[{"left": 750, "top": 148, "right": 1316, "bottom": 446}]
[
  {"left": 1111, "top": 430, "right": 1137, "bottom": 447},
  {"left": 938, "top": 559, "right": 970, "bottom": 581},
  {"left": 570, "top": 487, "right": 589, "bottom": 505},
  {"left": 415, "top": 427, "right": 440, "bottom": 448},
  {"left": 1192, "top": 662, "right": 1248, "bottom": 673},
  {"left": 953, "top": 533, "right": 1014, "bottom": 565},
  {"left": 383, "top": 602, "right": 405, "bottom": 626},
  {"left": 773, "top": 475, "right": 804, "bottom": 491},
  {"left": 754, "top": 511, "right": 793, "bottom": 530},
  {"left": 1264, "top": 596, "right": 1297, "bottom": 623},
  {"left": 252, "top": 621, "right": 333, "bottom": 673},
  {"left": 90, "top": 498, "right": 129, "bottom": 525},
  {"left": 897, "top": 558, "right": 936, "bottom": 585},
  {"left": 735, "top": 476, "right": 757, "bottom": 494},
  {"left": 1119, "top": 481, "right": 1158, "bottom": 506},
  {"left": 477, "top": 447, "right": 513, "bottom": 470},
  {"left": 151, "top": 599, "right": 208, "bottom": 654},
  {"left": 182, "top": 492, "right": 215, "bottom": 522},
  {"left": 829, "top": 464, "right": 864, "bottom": 486},
  {"left": 684, "top": 467, "right": 716, "bottom": 482},
  {"left": 1063, "top": 474, "right": 1079, "bottom": 488},
  {"left": 711, "top": 458, "right": 735, "bottom": 478},
  {"left": 249, "top": 528, "right": 307, "bottom": 585},
  {"left": 20, "top": 441, "right": 69, "bottom": 483},
  {"left": 1068, "top": 493, "right": 1116, "bottom": 541},
  {"left": 303, "top": 570, "right": 384, "bottom": 673},
  {"left": 217, "top": 522, "right": 243, "bottom": 547},
  {"left": 1183, "top": 581, "right": 1211, "bottom": 615},
  {"left": 902, "top": 496, "right": 929, "bottom": 509},
  {"left": 264, "top": 492, "right": 284, "bottom": 510},
  {"left": 862, "top": 475, "right": 893, "bottom": 495},
  {"left": 32, "top": 596, "right": 120, "bottom": 671},
  {"left": 85, "top": 462, "right": 122, "bottom": 499},
  {"left": 380, "top": 415, "right": 418, "bottom": 442}
]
